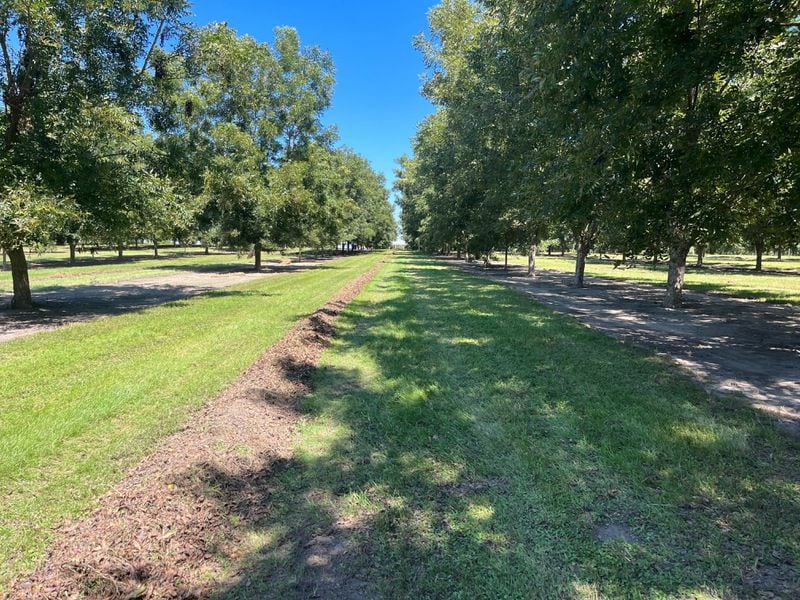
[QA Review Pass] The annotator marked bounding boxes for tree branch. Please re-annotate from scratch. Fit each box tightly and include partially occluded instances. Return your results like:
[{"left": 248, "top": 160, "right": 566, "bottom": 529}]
[
  {"left": 139, "top": 18, "right": 166, "bottom": 78},
  {"left": 0, "top": 26, "right": 15, "bottom": 90}
]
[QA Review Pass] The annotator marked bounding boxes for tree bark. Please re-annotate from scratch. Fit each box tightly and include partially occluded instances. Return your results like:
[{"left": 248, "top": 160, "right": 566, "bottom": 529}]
[
  {"left": 117, "top": 244, "right": 124, "bottom": 259},
  {"left": 527, "top": 243, "right": 538, "bottom": 277},
  {"left": 695, "top": 244, "right": 705, "bottom": 267},
  {"left": 777, "top": 246, "right": 783, "bottom": 261},
  {"left": 205, "top": 245, "right": 210, "bottom": 255},
  {"left": 254, "top": 242, "right": 262, "bottom": 270},
  {"left": 7, "top": 246, "right": 33, "bottom": 309},
  {"left": 504, "top": 247, "right": 509, "bottom": 271},
  {"left": 755, "top": 241, "right": 764, "bottom": 272},
  {"left": 153, "top": 239, "right": 159, "bottom": 258},
  {"left": 574, "top": 239, "right": 590, "bottom": 288},
  {"left": 664, "top": 244, "right": 690, "bottom": 308},
  {"left": 69, "top": 240, "right": 77, "bottom": 264}
]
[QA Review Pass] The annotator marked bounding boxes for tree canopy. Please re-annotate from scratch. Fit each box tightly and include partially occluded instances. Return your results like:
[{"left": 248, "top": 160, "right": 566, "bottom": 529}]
[
  {"left": 397, "top": 0, "right": 800, "bottom": 307},
  {"left": 1, "top": 4, "right": 395, "bottom": 308}
]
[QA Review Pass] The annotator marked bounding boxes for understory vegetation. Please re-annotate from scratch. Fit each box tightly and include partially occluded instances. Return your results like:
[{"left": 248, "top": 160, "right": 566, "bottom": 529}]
[
  {"left": 0, "top": 252, "right": 384, "bottom": 586},
  {"left": 221, "top": 255, "right": 800, "bottom": 599}
]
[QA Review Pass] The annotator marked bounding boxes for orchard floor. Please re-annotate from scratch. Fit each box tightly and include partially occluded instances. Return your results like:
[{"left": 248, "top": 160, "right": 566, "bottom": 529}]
[
  {"left": 0, "top": 256, "right": 341, "bottom": 343},
  {"left": 458, "top": 260, "right": 800, "bottom": 433},
  {"left": 5, "top": 254, "right": 800, "bottom": 598}
]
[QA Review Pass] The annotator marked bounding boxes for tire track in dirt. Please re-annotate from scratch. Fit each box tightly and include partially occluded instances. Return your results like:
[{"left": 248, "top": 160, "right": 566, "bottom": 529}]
[{"left": 7, "top": 259, "right": 386, "bottom": 600}]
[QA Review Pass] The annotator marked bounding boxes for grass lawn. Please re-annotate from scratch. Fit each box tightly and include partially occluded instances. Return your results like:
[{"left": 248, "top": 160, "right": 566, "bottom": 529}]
[
  {"left": 0, "top": 252, "right": 385, "bottom": 589},
  {"left": 506, "top": 254, "right": 800, "bottom": 305},
  {"left": 0, "top": 246, "right": 313, "bottom": 294},
  {"left": 219, "top": 254, "right": 800, "bottom": 599}
]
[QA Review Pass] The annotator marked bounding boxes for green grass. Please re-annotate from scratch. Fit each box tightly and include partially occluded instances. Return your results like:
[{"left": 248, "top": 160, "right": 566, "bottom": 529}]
[
  {"left": 216, "top": 255, "right": 800, "bottom": 599},
  {"left": 0, "top": 246, "right": 313, "bottom": 293},
  {"left": 506, "top": 253, "right": 800, "bottom": 305},
  {"left": 0, "top": 252, "right": 385, "bottom": 588}
]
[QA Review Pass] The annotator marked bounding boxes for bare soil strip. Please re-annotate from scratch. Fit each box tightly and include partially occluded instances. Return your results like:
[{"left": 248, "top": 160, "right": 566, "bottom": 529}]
[
  {"left": 457, "top": 261, "right": 800, "bottom": 434},
  {"left": 8, "top": 259, "right": 385, "bottom": 600},
  {"left": 0, "top": 256, "right": 341, "bottom": 343}
]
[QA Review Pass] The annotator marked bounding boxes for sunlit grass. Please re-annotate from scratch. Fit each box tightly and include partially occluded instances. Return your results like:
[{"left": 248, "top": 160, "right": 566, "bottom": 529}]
[
  {"left": 0, "top": 246, "right": 317, "bottom": 293},
  {"left": 219, "top": 254, "right": 800, "bottom": 599},
  {"left": 505, "top": 253, "right": 800, "bottom": 305},
  {"left": 0, "top": 252, "right": 384, "bottom": 589}
]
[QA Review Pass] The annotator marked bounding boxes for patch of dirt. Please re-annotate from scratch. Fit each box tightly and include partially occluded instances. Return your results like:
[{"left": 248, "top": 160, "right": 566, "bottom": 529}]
[
  {"left": 7, "top": 260, "right": 385, "bottom": 600},
  {"left": 443, "top": 477, "right": 510, "bottom": 498},
  {"left": 594, "top": 524, "right": 638, "bottom": 545},
  {"left": 298, "top": 515, "right": 374, "bottom": 600},
  {"left": 741, "top": 562, "right": 800, "bottom": 599}
]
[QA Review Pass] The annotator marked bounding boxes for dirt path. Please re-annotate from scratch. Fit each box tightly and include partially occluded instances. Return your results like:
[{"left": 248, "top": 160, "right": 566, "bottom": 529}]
[
  {"left": 0, "top": 258, "right": 339, "bottom": 343},
  {"left": 457, "top": 262, "right": 800, "bottom": 433},
  {"left": 8, "top": 259, "right": 385, "bottom": 600}
]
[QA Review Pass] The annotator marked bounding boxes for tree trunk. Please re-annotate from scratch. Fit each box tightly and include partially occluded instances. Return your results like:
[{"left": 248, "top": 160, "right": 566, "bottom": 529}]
[
  {"left": 205, "top": 245, "right": 209, "bottom": 255},
  {"left": 117, "top": 244, "right": 124, "bottom": 259},
  {"left": 755, "top": 242, "right": 764, "bottom": 272},
  {"left": 153, "top": 239, "right": 159, "bottom": 258},
  {"left": 777, "top": 246, "right": 783, "bottom": 261},
  {"left": 456, "top": 248, "right": 462, "bottom": 260},
  {"left": 254, "top": 242, "right": 262, "bottom": 270},
  {"left": 527, "top": 243, "right": 538, "bottom": 277},
  {"left": 574, "top": 240, "right": 590, "bottom": 288},
  {"left": 664, "top": 244, "right": 690, "bottom": 308},
  {"left": 69, "top": 240, "right": 77, "bottom": 264},
  {"left": 7, "top": 246, "right": 33, "bottom": 309},
  {"left": 504, "top": 247, "right": 509, "bottom": 271},
  {"left": 695, "top": 244, "right": 705, "bottom": 267}
]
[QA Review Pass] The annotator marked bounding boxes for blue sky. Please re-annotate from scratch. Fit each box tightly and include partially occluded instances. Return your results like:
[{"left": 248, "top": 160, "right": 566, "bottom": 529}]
[{"left": 191, "top": 1, "right": 436, "bottom": 201}]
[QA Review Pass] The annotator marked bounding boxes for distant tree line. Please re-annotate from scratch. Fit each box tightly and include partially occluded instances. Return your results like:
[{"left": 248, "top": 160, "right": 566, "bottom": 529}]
[
  {"left": 1, "top": 1, "right": 395, "bottom": 309},
  {"left": 396, "top": 0, "right": 800, "bottom": 307}
]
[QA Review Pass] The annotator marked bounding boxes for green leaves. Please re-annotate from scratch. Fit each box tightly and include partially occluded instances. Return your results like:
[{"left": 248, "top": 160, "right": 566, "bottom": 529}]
[
  {"left": 401, "top": 0, "right": 800, "bottom": 292},
  {"left": 0, "top": 182, "right": 76, "bottom": 250}
]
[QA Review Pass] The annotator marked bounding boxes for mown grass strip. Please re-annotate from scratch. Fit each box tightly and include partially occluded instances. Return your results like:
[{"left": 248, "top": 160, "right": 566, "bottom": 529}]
[
  {"left": 221, "top": 254, "right": 800, "bottom": 599},
  {"left": 0, "top": 248, "right": 297, "bottom": 293},
  {"left": 507, "top": 254, "right": 800, "bottom": 305},
  {"left": 0, "top": 252, "right": 384, "bottom": 588}
]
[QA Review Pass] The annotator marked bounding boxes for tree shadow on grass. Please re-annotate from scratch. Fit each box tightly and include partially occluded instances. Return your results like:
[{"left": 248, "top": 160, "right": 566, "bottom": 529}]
[
  {"left": 22, "top": 250, "right": 234, "bottom": 271},
  {"left": 0, "top": 284, "right": 277, "bottom": 342},
  {"left": 196, "top": 257, "right": 799, "bottom": 598}
]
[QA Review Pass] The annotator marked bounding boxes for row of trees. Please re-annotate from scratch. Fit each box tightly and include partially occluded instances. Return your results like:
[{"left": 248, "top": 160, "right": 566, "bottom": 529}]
[
  {"left": 1, "top": 1, "right": 395, "bottom": 309},
  {"left": 396, "top": 0, "right": 800, "bottom": 307}
]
